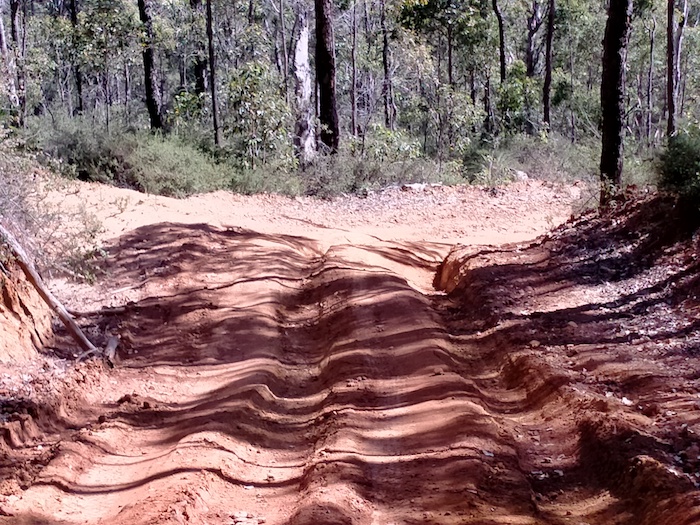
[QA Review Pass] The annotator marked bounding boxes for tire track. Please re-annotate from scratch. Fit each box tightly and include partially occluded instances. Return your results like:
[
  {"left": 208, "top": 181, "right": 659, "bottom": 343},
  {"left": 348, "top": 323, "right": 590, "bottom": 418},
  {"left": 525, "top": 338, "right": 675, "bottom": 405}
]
[{"left": 3, "top": 224, "right": 547, "bottom": 524}]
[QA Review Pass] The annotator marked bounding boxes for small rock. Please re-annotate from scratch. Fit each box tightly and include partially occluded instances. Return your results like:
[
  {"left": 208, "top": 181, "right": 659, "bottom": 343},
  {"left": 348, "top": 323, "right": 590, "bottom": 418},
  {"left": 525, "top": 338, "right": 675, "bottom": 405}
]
[{"left": 529, "top": 340, "right": 541, "bottom": 348}]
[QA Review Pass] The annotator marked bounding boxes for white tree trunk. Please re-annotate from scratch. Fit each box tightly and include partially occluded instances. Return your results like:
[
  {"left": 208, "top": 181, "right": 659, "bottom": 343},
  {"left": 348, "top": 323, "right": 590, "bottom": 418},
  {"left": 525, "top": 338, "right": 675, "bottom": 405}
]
[
  {"left": 293, "top": 4, "right": 315, "bottom": 166},
  {"left": 0, "top": 16, "right": 20, "bottom": 111}
]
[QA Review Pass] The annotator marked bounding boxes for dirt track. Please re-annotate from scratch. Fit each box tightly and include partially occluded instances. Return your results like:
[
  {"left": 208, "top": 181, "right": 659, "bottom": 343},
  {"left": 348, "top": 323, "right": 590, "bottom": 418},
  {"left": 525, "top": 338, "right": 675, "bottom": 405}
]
[{"left": 1, "top": 181, "right": 700, "bottom": 524}]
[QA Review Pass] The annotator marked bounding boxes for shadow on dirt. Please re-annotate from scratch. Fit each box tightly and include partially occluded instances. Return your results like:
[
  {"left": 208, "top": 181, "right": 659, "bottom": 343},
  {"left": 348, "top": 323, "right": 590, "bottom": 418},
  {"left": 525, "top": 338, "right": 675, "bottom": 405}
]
[
  {"left": 44, "top": 222, "right": 543, "bottom": 522},
  {"left": 437, "top": 194, "right": 700, "bottom": 524}
]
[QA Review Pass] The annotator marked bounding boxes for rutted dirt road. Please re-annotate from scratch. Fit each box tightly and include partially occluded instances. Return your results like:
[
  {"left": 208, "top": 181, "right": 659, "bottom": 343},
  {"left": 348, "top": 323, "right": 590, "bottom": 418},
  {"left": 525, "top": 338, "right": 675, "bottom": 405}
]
[{"left": 1, "top": 181, "right": 699, "bottom": 524}]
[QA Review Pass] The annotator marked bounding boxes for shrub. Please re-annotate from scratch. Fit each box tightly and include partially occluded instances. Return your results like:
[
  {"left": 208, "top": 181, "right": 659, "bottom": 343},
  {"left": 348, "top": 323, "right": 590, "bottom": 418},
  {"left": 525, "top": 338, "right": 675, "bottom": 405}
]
[
  {"left": 660, "top": 126, "right": 700, "bottom": 199},
  {"left": 461, "top": 133, "right": 599, "bottom": 187},
  {"left": 0, "top": 143, "right": 102, "bottom": 279},
  {"left": 128, "top": 136, "right": 228, "bottom": 197},
  {"left": 23, "top": 117, "right": 230, "bottom": 197}
]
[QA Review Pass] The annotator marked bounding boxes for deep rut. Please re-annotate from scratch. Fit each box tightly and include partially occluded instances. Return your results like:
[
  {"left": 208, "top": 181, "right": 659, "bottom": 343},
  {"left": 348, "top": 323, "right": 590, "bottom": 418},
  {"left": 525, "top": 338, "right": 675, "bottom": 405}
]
[{"left": 0, "top": 223, "right": 621, "bottom": 524}]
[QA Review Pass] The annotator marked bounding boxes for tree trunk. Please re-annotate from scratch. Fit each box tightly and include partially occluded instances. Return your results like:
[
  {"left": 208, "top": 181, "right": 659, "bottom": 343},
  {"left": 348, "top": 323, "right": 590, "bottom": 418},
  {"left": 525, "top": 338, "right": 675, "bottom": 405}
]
[
  {"left": 492, "top": 0, "right": 507, "bottom": 83},
  {"left": 600, "top": 0, "right": 632, "bottom": 206},
  {"left": 569, "top": 35, "right": 576, "bottom": 143},
  {"left": 447, "top": 26, "right": 454, "bottom": 85},
  {"left": 380, "top": 0, "right": 396, "bottom": 130},
  {"left": 667, "top": 0, "right": 688, "bottom": 137},
  {"left": 69, "top": 0, "right": 84, "bottom": 115},
  {"left": 206, "top": 0, "right": 221, "bottom": 146},
  {"left": 667, "top": 0, "right": 676, "bottom": 136},
  {"left": 138, "top": 0, "right": 163, "bottom": 130},
  {"left": 293, "top": 3, "right": 315, "bottom": 166},
  {"left": 0, "top": 15, "right": 19, "bottom": 113},
  {"left": 542, "top": 0, "right": 554, "bottom": 127},
  {"left": 315, "top": 0, "right": 339, "bottom": 153},
  {"left": 279, "top": 0, "right": 289, "bottom": 102},
  {"left": 190, "top": 0, "right": 207, "bottom": 97},
  {"left": 646, "top": 17, "right": 655, "bottom": 147},
  {"left": 9, "top": 0, "right": 27, "bottom": 127},
  {"left": 351, "top": 0, "right": 357, "bottom": 136},
  {"left": 526, "top": 0, "right": 544, "bottom": 77},
  {"left": 484, "top": 73, "right": 494, "bottom": 132}
]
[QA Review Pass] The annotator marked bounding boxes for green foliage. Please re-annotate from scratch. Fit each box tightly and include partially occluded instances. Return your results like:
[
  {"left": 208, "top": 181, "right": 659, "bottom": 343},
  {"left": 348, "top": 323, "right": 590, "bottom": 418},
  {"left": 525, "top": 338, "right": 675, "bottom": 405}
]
[
  {"left": 77, "top": 0, "right": 139, "bottom": 70},
  {"left": 25, "top": 117, "right": 229, "bottom": 197},
  {"left": 497, "top": 60, "right": 539, "bottom": 133},
  {"left": 128, "top": 135, "right": 229, "bottom": 197},
  {"left": 350, "top": 125, "right": 422, "bottom": 162},
  {"left": 170, "top": 91, "right": 206, "bottom": 130},
  {"left": 462, "top": 133, "right": 599, "bottom": 187},
  {"left": 660, "top": 126, "right": 700, "bottom": 199},
  {"left": 225, "top": 63, "right": 293, "bottom": 169}
]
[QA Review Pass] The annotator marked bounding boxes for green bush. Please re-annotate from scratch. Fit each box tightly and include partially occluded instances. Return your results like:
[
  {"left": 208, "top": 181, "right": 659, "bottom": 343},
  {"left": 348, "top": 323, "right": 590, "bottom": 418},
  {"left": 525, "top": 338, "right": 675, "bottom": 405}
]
[
  {"left": 461, "top": 133, "right": 599, "bottom": 186},
  {"left": 660, "top": 126, "right": 700, "bottom": 199},
  {"left": 23, "top": 117, "right": 230, "bottom": 197},
  {"left": 128, "top": 136, "right": 229, "bottom": 197}
]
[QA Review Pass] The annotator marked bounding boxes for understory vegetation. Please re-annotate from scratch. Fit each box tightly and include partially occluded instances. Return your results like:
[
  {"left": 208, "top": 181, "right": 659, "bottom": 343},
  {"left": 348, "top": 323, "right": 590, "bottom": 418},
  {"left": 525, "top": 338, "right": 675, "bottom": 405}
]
[
  {"left": 660, "top": 125, "right": 700, "bottom": 201},
  {"left": 0, "top": 141, "right": 102, "bottom": 278},
  {"left": 20, "top": 114, "right": 605, "bottom": 198}
]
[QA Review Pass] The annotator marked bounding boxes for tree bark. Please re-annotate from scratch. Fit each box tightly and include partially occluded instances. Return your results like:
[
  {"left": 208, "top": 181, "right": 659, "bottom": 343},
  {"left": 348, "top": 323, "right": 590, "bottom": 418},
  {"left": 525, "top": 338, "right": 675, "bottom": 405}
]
[
  {"left": 0, "top": 15, "right": 19, "bottom": 113},
  {"left": 190, "top": 0, "right": 207, "bottom": 96},
  {"left": 9, "top": 0, "right": 26, "bottom": 127},
  {"left": 600, "top": 0, "right": 632, "bottom": 206},
  {"left": 667, "top": 0, "right": 676, "bottom": 136},
  {"left": 206, "top": 0, "right": 221, "bottom": 146},
  {"left": 69, "top": 0, "right": 84, "bottom": 115},
  {"left": 138, "top": 0, "right": 163, "bottom": 130},
  {"left": 667, "top": 0, "right": 688, "bottom": 137},
  {"left": 351, "top": 0, "right": 357, "bottom": 136},
  {"left": 646, "top": 17, "right": 655, "bottom": 147},
  {"left": 526, "top": 0, "right": 544, "bottom": 77},
  {"left": 492, "top": 0, "right": 507, "bottom": 83},
  {"left": 380, "top": 0, "right": 396, "bottom": 130},
  {"left": 542, "top": 0, "right": 554, "bottom": 127},
  {"left": 279, "top": 0, "right": 289, "bottom": 102},
  {"left": 447, "top": 26, "right": 454, "bottom": 85},
  {"left": 293, "top": 3, "right": 315, "bottom": 166},
  {"left": 315, "top": 0, "right": 339, "bottom": 153}
]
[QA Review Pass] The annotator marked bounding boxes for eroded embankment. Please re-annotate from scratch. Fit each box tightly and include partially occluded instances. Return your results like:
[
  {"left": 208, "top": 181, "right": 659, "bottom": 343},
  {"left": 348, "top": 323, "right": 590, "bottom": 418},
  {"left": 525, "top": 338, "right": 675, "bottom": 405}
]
[
  {"left": 1, "top": 204, "right": 699, "bottom": 524},
  {"left": 435, "top": 195, "right": 700, "bottom": 525}
]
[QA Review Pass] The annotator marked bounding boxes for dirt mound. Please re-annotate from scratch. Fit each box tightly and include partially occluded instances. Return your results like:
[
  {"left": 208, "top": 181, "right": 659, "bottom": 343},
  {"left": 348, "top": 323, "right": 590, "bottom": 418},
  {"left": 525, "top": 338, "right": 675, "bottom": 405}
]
[
  {"left": 437, "top": 193, "right": 700, "bottom": 524},
  {"left": 0, "top": 258, "right": 52, "bottom": 363}
]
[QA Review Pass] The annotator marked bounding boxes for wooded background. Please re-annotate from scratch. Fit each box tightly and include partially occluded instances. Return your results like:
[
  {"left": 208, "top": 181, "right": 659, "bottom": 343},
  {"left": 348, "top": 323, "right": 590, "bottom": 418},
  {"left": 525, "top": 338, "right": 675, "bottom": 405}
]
[{"left": 0, "top": 0, "right": 698, "bottom": 200}]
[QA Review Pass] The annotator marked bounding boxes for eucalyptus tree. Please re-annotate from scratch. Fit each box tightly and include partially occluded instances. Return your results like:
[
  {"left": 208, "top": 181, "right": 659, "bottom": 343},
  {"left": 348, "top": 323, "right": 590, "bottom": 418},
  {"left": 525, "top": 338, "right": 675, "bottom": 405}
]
[
  {"left": 600, "top": 0, "right": 633, "bottom": 205},
  {"left": 667, "top": 0, "right": 688, "bottom": 136},
  {"left": 293, "top": 0, "right": 315, "bottom": 165},
  {"left": 315, "top": 0, "right": 339, "bottom": 153},
  {"left": 137, "top": 0, "right": 162, "bottom": 130}
]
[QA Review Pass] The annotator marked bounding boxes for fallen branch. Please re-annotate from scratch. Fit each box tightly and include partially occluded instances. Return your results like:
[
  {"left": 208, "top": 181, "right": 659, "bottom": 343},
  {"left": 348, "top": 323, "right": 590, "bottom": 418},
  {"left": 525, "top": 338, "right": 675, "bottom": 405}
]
[{"left": 0, "top": 222, "right": 97, "bottom": 354}]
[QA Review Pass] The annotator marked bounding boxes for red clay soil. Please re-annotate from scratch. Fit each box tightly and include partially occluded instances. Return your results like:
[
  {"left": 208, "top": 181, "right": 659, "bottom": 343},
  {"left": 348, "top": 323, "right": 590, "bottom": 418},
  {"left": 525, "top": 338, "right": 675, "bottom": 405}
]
[{"left": 1, "top": 182, "right": 699, "bottom": 525}]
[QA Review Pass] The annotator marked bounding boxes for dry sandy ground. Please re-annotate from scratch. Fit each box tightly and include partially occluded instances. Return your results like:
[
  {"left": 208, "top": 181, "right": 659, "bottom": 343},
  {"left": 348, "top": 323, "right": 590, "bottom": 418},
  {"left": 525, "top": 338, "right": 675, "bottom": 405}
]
[{"left": 1, "top": 180, "right": 699, "bottom": 525}]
